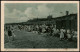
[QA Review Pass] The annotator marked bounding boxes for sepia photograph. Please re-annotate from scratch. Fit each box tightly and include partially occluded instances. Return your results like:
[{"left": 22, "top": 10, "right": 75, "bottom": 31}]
[{"left": 1, "top": 1, "right": 79, "bottom": 51}]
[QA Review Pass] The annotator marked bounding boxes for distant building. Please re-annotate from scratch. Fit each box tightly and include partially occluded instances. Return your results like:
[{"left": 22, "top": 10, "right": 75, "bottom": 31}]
[
  {"left": 26, "top": 12, "right": 77, "bottom": 30},
  {"left": 55, "top": 14, "right": 77, "bottom": 31}
]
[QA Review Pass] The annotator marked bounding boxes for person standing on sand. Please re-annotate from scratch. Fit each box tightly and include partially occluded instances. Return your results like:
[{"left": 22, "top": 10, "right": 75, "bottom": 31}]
[
  {"left": 38, "top": 26, "right": 42, "bottom": 35},
  {"left": 7, "top": 26, "right": 16, "bottom": 42},
  {"left": 60, "top": 28, "right": 64, "bottom": 41},
  {"left": 67, "top": 29, "right": 72, "bottom": 41}
]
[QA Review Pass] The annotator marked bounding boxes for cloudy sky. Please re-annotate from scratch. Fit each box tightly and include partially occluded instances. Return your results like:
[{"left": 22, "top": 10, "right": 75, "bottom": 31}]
[{"left": 4, "top": 3, "right": 77, "bottom": 23}]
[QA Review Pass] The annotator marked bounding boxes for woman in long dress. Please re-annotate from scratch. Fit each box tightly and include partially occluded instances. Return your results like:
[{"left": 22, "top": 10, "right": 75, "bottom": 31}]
[
  {"left": 67, "top": 29, "right": 72, "bottom": 41},
  {"left": 60, "top": 29, "right": 64, "bottom": 40},
  {"left": 7, "top": 26, "right": 16, "bottom": 42}
]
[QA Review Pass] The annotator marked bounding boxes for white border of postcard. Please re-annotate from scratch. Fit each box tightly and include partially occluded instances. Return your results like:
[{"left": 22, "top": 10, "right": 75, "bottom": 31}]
[{"left": 1, "top": 1, "right": 79, "bottom": 51}]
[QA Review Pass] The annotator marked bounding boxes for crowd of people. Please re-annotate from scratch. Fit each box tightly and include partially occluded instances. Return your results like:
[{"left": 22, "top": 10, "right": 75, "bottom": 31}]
[{"left": 4, "top": 24, "right": 77, "bottom": 42}]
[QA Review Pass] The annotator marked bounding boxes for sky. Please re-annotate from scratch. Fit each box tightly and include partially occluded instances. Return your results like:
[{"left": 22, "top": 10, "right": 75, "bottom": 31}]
[{"left": 4, "top": 3, "right": 77, "bottom": 23}]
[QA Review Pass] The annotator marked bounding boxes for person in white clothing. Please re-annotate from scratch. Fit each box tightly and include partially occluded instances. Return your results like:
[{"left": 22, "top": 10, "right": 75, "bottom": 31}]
[
  {"left": 67, "top": 29, "right": 72, "bottom": 41},
  {"left": 60, "top": 28, "right": 64, "bottom": 40}
]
